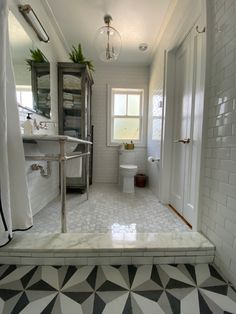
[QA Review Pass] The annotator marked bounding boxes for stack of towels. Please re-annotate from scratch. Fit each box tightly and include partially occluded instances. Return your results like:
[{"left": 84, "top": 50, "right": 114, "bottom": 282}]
[
  {"left": 63, "top": 75, "right": 81, "bottom": 90},
  {"left": 64, "top": 116, "right": 81, "bottom": 128}
]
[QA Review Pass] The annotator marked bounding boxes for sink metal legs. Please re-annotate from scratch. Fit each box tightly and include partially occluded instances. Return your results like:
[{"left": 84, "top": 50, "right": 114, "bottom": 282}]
[
  {"left": 25, "top": 139, "right": 92, "bottom": 234},
  {"left": 60, "top": 141, "right": 67, "bottom": 233},
  {"left": 86, "top": 145, "right": 90, "bottom": 201},
  {"left": 60, "top": 141, "right": 91, "bottom": 233}
]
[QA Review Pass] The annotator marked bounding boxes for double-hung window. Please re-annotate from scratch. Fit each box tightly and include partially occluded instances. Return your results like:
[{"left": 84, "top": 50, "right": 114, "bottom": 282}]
[{"left": 108, "top": 88, "right": 144, "bottom": 145}]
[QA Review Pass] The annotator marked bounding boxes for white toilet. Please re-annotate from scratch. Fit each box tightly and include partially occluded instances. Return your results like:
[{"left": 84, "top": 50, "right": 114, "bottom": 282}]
[{"left": 119, "top": 149, "right": 138, "bottom": 193}]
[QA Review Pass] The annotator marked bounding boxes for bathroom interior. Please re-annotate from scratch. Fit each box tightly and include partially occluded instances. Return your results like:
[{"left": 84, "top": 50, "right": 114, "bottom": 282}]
[
  {"left": 7, "top": 0, "right": 195, "bottom": 236},
  {"left": 1, "top": 0, "right": 236, "bottom": 292}
]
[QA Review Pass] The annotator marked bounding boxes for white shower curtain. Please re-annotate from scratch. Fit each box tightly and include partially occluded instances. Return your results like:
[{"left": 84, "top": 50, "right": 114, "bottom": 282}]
[{"left": 0, "top": 0, "right": 33, "bottom": 247}]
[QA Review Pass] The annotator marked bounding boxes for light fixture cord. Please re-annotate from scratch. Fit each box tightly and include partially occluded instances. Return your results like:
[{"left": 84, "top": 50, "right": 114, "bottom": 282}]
[
  {"left": 106, "top": 26, "right": 111, "bottom": 59},
  {"left": 105, "top": 18, "right": 114, "bottom": 60}
]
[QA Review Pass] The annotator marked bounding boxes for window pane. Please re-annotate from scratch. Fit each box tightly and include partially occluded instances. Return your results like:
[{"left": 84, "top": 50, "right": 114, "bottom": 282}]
[
  {"left": 128, "top": 95, "right": 140, "bottom": 115},
  {"left": 114, "top": 94, "right": 126, "bottom": 115},
  {"left": 152, "top": 118, "right": 162, "bottom": 140},
  {"left": 21, "top": 91, "right": 33, "bottom": 109},
  {"left": 114, "top": 118, "right": 140, "bottom": 140},
  {"left": 16, "top": 91, "right": 21, "bottom": 104}
]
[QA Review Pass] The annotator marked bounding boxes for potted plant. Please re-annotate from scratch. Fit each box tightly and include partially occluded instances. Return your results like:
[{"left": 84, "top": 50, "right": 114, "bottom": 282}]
[
  {"left": 69, "top": 44, "right": 94, "bottom": 72},
  {"left": 26, "top": 48, "right": 48, "bottom": 70}
]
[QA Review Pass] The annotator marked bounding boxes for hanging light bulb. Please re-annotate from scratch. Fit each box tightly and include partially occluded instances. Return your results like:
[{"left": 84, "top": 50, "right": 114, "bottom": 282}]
[{"left": 94, "top": 14, "right": 121, "bottom": 62}]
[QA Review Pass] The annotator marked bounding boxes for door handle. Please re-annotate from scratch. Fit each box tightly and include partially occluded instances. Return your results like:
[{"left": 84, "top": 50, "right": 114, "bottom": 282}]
[{"left": 173, "top": 138, "right": 191, "bottom": 144}]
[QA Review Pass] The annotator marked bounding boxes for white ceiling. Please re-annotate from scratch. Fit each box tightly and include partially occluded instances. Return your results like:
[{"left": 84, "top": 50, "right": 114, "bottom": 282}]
[{"left": 45, "top": 0, "right": 172, "bottom": 65}]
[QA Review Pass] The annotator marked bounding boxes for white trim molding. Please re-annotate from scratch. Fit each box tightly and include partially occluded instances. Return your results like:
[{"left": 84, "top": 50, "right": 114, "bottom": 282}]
[{"left": 107, "top": 85, "right": 146, "bottom": 147}]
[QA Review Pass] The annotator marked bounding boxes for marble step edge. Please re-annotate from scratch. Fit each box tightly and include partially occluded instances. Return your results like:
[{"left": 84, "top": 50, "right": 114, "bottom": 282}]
[
  {"left": 0, "top": 255, "right": 215, "bottom": 266},
  {"left": 1, "top": 232, "right": 215, "bottom": 254}
]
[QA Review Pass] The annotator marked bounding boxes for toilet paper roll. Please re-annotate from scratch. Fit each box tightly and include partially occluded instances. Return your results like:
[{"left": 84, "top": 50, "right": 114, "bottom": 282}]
[{"left": 148, "top": 156, "right": 160, "bottom": 163}]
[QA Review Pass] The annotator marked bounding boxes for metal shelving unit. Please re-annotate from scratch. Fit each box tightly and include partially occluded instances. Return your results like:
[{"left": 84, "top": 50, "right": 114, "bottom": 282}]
[{"left": 58, "top": 63, "right": 94, "bottom": 191}]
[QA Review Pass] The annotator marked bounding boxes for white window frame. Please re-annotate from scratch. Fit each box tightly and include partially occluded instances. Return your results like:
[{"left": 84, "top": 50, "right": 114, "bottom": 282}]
[{"left": 107, "top": 86, "right": 145, "bottom": 146}]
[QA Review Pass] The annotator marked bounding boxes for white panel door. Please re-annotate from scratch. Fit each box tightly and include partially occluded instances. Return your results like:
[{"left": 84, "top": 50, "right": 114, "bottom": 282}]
[{"left": 170, "top": 24, "right": 199, "bottom": 225}]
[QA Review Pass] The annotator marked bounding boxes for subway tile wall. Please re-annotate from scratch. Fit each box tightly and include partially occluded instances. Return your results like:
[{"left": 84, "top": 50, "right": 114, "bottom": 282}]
[
  {"left": 201, "top": 0, "right": 236, "bottom": 287},
  {"left": 92, "top": 65, "right": 149, "bottom": 183},
  {"left": 19, "top": 107, "right": 59, "bottom": 216}
]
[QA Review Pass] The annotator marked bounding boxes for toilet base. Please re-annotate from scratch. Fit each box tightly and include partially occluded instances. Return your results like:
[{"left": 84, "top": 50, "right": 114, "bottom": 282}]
[{"left": 122, "top": 176, "right": 135, "bottom": 193}]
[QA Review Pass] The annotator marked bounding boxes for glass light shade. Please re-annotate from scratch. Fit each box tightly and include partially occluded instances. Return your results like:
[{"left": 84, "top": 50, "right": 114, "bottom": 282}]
[{"left": 94, "top": 25, "right": 121, "bottom": 62}]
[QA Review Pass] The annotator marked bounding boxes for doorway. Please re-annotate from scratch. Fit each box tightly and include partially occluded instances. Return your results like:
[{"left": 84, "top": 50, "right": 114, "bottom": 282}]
[{"left": 161, "top": 19, "right": 206, "bottom": 229}]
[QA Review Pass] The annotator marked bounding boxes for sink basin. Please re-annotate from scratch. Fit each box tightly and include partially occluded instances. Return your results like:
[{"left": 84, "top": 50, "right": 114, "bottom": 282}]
[
  {"left": 22, "top": 135, "right": 79, "bottom": 155},
  {"left": 37, "top": 140, "right": 78, "bottom": 155}
]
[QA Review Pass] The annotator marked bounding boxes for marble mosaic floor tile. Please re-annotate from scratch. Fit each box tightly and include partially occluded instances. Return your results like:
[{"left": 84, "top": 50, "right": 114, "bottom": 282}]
[
  {"left": 24, "top": 184, "right": 190, "bottom": 234},
  {"left": 0, "top": 263, "right": 235, "bottom": 313}
]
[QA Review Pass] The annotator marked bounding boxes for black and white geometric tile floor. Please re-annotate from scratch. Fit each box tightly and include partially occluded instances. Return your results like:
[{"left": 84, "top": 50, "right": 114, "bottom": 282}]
[{"left": 0, "top": 263, "right": 235, "bottom": 313}]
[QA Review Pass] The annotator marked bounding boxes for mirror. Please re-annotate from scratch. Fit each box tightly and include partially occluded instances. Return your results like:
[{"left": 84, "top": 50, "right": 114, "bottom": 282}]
[
  {"left": 8, "top": 11, "right": 51, "bottom": 118},
  {"left": 31, "top": 62, "right": 50, "bottom": 118}
]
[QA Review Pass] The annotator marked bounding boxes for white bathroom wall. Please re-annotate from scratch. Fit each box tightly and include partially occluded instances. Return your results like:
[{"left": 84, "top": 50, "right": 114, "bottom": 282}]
[
  {"left": 200, "top": 0, "right": 236, "bottom": 288},
  {"left": 13, "top": 63, "right": 31, "bottom": 85},
  {"left": 92, "top": 64, "right": 149, "bottom": 183},
  {"left": 19, "top": 107, "right": 59, "bottom": 216},
  {"left": 23, "top": 145, "right": 59, "bottom": 216},
  {"left": 148, "top": 49, "right": 166, "bottom": 197}
]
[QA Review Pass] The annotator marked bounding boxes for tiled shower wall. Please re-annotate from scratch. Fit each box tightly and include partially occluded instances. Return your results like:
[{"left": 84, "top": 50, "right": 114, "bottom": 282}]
[{"left": 201, "top": 0, "right": 236, "bottom": 287}]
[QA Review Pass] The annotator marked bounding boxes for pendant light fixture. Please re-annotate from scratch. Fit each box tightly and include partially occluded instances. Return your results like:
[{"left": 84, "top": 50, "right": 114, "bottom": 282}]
[{"left": 94, "top": 14, "right": 121, "bottom": 62}]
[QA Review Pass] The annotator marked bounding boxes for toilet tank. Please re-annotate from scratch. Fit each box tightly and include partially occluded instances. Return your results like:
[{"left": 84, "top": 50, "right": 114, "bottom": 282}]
[{"left": 119, "top": 149, "right": 136, "bottom": 165}]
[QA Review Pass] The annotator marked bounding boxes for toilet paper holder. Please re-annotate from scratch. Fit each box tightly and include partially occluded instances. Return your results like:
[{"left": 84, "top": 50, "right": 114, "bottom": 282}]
[{"left": 148, "top": 156, "right": 160, "bottom": 163}]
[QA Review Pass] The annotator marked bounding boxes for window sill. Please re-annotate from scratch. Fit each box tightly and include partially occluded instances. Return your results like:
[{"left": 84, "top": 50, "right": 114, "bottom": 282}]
[{"left": 107, "top": 143, "right": 146, "bottom": 148}]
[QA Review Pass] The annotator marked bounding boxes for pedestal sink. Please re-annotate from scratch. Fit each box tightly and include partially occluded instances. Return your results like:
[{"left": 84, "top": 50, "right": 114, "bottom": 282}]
[{"left": 22, "top": 134, "right": 79, "bottom": 155}]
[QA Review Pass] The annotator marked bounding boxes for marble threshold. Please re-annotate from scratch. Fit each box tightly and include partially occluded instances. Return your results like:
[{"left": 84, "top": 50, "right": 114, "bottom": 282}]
[{"left": 0, "top": 232, "right": 215, "bottom": 266}]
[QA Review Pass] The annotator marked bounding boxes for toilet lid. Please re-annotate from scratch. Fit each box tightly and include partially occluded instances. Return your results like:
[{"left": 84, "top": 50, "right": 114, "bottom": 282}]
[{"left": 120, "top": 164, "right": 137, "bottom": 170}]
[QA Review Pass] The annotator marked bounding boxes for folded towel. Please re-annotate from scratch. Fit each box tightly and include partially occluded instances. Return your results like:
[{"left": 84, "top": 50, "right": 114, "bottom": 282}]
[
  {"left": 63, "top": 92, "right": 73, "bottom": 100},
  {"left": 65, "top": 115, "right": 81, "bottom": 121},
  {"left": 64, "top": 130, "right": 78, "bottom": 137},
  {"left": 63, "top": 100, "right": 73, "bottom": 106},
  {"left": 63, "top": 75, "right": 81, "bottom": 90},
  {"left": 66, "top": 156, "right": 82, "bottom": 178},
  {"left": 37, "top": 74, "right": 50, "bottom": 89}
]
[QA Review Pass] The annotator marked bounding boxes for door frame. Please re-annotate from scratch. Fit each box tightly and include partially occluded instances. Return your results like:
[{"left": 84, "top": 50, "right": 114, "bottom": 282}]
[{"left": 159, "top": 0, "right": 207, "bottom": 231}]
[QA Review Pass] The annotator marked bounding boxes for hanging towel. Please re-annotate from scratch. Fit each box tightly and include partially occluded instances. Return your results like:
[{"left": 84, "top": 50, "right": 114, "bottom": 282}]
[
  {"left": 0, "top": 0, "right": 33, "bottom": 247},
  {"left": 66, "top": 157, "right": 82, "bottom": 178}
]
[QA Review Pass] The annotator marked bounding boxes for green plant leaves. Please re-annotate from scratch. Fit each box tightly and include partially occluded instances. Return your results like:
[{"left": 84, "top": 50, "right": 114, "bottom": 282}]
[
  {"left": 25, "top": 48, "right": 48, "bottom": 70},
  {"left": 69, "top": 44, "right": 94, "bottom": 72}
]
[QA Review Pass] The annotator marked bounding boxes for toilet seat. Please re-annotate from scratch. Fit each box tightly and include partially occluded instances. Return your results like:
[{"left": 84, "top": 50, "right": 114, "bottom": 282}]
[{"left": 120, "top": 164, "right": 138, "bottom": 176}]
